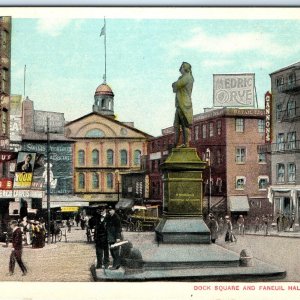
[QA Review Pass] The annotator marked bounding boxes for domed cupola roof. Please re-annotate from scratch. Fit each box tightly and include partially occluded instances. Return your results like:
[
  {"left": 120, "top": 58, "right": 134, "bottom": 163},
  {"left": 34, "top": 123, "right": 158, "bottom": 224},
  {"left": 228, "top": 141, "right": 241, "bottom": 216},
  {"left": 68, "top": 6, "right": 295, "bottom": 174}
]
[{"left": 95, "top": 83, "right": 114, "bottom": 97}]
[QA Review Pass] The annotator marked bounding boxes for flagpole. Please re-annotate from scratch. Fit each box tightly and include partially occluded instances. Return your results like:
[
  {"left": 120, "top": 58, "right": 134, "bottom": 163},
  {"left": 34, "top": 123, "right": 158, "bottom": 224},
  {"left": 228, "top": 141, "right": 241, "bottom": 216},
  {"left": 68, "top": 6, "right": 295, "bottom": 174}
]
[{"left": 104, "top": 17, "right": 107, "bottom": 83}]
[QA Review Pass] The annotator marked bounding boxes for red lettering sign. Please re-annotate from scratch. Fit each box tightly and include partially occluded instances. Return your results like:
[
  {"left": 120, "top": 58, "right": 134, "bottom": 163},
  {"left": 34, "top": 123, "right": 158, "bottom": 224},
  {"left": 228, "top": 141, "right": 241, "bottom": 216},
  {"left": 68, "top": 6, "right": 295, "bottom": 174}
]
[
  {"left": 0, "top": 178, "right": 13, "bottom": 190},
  {"left": 265, "top": 91, "right": 272, "bottom": 143}
]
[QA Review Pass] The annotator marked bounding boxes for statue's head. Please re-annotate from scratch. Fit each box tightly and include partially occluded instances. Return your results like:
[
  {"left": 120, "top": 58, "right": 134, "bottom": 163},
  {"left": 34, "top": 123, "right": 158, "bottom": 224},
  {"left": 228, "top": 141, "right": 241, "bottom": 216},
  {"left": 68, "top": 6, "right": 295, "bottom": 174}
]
[{"left": 180, "top": 62, "right": 192, "bottom": 74}]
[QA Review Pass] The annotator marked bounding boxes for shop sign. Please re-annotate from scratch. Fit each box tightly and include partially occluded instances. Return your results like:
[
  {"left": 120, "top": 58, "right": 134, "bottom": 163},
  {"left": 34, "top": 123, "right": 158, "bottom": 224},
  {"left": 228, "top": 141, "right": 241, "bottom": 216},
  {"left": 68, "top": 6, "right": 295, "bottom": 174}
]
[
  {"left": 265, "top": 91, "right": 272, "bottom": 143},
  {"left": 0, "top": 178, "right": 13, "bottom": 190},
  {"left": 0, "top": 189, "right": 44, "bottom": 198},
  {"left": 61, "top": 207, "right": 79, "bottom": 212}
]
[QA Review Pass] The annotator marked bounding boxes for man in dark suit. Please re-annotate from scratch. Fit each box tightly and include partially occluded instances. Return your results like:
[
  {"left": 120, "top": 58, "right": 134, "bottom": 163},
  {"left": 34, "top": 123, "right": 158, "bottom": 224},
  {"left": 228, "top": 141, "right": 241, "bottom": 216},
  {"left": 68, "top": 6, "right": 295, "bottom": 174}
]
[
  {"left": 8, "top": 220, "right": 27, "bottom": 276},
  {"left": 16, "top": 153, "right": 33, "bottom": 173},
  {"left": 94, "top": 207, "right": 109, "bottom": 269},
  {"left": 106, "top": 206, "right": 122, "bottom": 270}
]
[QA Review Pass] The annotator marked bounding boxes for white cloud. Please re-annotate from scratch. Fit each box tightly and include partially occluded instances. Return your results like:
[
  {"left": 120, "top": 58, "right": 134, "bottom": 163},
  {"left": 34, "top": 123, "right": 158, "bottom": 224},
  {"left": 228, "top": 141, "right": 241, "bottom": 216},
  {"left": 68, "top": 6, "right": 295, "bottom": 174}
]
[
  {"left": 173, "top": 27, "right": 300, "bottom": 57},
  {"left": 36, "top": 18, "right": 72, "bottom": 37}
]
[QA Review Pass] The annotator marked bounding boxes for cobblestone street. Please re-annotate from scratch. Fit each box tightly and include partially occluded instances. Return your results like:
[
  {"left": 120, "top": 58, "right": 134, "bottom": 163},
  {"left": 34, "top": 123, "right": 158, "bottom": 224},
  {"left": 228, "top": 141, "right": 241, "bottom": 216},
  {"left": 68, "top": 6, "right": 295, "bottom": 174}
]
[{"left": 0, "top": 227, "right": 95, "bottom": 282}]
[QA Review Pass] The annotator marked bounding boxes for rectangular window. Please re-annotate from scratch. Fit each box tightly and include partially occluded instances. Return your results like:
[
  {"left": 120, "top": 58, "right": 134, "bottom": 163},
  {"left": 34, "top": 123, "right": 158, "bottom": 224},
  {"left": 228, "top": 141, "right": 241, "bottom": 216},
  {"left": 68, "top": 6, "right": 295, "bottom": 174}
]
[
  {"left": 276, "top": 103, "right": 282, "bottom": 121},
  {"left": 258, "top": 119, "right": 265, "bottom": 133},
  {"left": 288, "top": 73, "right": 296, "bottom": 85},
  {"left": 287, "top": 100, "right": 296, "bottom": 118},
  {"left": 287, "top": 132, "right": 296, "bottom": 150},
  {"left": 194, "top": 125, "right": 199, "bottom": 141},
  {"left": 236, "top": 147, "right": 246, "bottom": 163},
  {"left": 288, "top": 163, "right": 296, "bottom": 182},
  {"left": 217, "top": 120, "right": 222, "bottom": 135},
  {"left": 258, "top": 177, "right": 268, "bottom": 190},
  {"left": 277, "top": 133, "right": 285, "bottom": 151},
  {"left": 209, "top": 122, "right": 214, "bottom": 137},
  {"left": 235, "top": 118, "right": 244, "bottom": 132},
  {"left": 1, "top": 30, "right": 7, "bottom": 49},
  {"left": 1, "top": 68, "right": 7, "bottom": 94},
  {"left": 276, "top": 76, "right": 284, "bottom": 86},
  {"left": 258, "top": 152, "right": 266, "bottom": 163},
  {"left": 1, "top": 110, "right": 7, "bottom": 135},
  {"left": 236, "top": 176, "right": 246, "bottom": 190},
  {"left": 202, "top": 124, "right": 207, "bottom": 139},
  {"left": 276, "top": 163, "right": 285, "bottom": 183}
]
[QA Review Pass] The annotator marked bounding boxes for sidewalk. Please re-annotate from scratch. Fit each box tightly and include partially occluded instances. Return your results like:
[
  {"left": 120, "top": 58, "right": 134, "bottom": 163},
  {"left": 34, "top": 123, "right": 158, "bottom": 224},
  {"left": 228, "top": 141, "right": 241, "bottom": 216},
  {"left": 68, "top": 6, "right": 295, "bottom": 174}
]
[{"left": 244, "top": 228, "right": 300, "bottom": 238}]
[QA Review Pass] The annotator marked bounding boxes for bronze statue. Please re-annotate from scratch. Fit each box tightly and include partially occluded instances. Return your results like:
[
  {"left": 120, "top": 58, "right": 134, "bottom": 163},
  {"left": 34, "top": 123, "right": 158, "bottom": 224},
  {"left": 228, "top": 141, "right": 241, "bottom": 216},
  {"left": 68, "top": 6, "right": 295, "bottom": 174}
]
[{"left": 172, "top": 62, "right": 194, "bottom": 147}]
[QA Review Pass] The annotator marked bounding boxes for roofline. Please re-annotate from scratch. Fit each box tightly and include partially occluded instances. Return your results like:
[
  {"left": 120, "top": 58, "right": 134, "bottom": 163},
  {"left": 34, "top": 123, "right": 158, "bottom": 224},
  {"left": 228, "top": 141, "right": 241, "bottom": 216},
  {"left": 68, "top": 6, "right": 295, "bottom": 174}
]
[
  {"left": 269, "top": 61, "right": 300, "bottom": 76},
  {"left": 65, "top": 112, "right": 153, "bottom": 138}
]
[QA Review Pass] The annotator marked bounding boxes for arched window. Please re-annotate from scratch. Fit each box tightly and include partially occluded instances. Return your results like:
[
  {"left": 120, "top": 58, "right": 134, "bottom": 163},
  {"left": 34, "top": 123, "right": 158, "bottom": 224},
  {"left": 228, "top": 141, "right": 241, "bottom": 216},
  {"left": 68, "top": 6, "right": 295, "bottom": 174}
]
[
  {"left": 107, "top": 173, "right": 113, "bottom": 189},
  {"left": 78, "top": 150, "right": 85, "bottom": 165},
  {"left": 134, "top": 150, "right": 141, "bottom": 166},
  {"left": 120, "top": 149, "right": 128, "bottom": 166},
  {"left": 85, "top": 129, "right": 105, "bottom": 138},
  {"left": 92, "top": 173, "right": 99, "bottom": 189},
  {"left": 107, "top": 149, "right": 114, "bottom": 165},
  {"left": 92, "top": 149, "right": 99, "bottom": 165},
  {"left": 78, "top": 173, "right": 85, "bottom": 189}
]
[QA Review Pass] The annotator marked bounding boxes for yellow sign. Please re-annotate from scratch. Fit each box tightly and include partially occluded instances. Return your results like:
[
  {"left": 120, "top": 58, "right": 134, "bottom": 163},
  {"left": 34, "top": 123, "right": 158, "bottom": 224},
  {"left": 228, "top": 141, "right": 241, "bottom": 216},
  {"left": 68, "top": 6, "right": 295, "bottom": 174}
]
[
  {"left": 14, "top": 172, "right": 33, "bottom": 188},
  {"left": 61, "top": 207, "right": 79, "bottom": 212}
]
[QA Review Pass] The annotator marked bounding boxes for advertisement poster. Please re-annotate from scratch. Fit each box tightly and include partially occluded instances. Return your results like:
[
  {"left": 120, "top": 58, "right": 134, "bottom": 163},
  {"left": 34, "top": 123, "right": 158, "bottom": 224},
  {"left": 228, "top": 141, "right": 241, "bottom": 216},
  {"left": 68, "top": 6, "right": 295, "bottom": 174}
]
[
  {"left": 13, "top": 151, "right": 36, "bottom": 188},
  {"left": 1, "top": 6, "right": 300, "bottom": 300}
]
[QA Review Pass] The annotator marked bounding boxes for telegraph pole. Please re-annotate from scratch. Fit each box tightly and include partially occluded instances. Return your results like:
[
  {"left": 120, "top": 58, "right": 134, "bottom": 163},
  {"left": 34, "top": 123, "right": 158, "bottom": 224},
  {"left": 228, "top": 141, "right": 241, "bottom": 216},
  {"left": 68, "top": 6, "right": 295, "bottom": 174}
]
[{"left": 46, "top": 117, "right": 51, "bottom": 243}]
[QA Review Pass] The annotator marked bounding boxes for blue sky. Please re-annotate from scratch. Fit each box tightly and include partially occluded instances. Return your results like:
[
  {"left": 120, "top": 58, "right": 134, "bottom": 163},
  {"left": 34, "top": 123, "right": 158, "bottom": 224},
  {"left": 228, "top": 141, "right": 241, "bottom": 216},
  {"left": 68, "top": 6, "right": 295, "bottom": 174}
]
[{"left": 10, "top": 11, "right": 300, "bottom": 136}]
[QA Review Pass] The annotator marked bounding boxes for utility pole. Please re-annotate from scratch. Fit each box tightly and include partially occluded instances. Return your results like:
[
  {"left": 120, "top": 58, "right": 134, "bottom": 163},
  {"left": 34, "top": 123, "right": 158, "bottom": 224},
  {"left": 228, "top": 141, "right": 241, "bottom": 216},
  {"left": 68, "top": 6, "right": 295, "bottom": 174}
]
[
  {"left": 46, "top": 117, "right": 51, "bottom": 243},
  {"left": 206, "top": 148, "right": 211, "bottom": 214}
]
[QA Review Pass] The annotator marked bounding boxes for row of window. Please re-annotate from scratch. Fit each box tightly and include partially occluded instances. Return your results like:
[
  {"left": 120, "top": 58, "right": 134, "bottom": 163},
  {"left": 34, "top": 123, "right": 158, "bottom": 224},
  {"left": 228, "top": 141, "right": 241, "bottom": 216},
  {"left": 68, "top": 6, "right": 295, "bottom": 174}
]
[
  {"left": 275, "top": 72, "right": 296, "bottom": 87},
  {"left": 276, "top": 100, "right": 297, "bottom": 120},
  {"left": 77, "top": 149, "right": 141, "bottom": 166},
  {"left": 276, "top": 132, "right": 297, "bottom": 150},
  {"left": 194, "top": 119, "right": 265, "bottom": 141},
  {"left": 77, "top": 172, "right": 116, "bottom": 189},
  {"left": 235, "top": 176, "right": 269, "bottom": 190},
  {"left": 276, "top": 163, "right": 296, "bottom": 183}
]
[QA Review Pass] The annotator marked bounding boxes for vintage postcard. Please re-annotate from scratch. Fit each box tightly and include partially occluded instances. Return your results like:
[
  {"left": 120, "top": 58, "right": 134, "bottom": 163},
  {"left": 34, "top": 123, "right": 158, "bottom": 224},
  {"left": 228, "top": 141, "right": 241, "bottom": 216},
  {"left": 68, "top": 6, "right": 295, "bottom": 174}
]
[{"left": 0, "top": 6, "right": 300, "bottom": 300}]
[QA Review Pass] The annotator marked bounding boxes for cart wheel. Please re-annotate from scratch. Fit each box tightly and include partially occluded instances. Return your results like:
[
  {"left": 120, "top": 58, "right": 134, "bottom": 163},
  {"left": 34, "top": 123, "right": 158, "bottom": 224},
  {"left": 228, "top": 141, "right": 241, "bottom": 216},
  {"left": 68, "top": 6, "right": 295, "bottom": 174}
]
[{"left": 57, "top": 229, "right": 62, "bottom": 242}]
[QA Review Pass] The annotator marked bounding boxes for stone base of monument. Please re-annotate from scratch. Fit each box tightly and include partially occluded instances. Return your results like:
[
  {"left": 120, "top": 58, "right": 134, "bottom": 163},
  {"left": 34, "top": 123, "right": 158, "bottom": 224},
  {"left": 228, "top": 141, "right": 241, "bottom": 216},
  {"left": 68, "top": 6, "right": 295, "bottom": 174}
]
[
  {"left": 91, "top": 147, "right": 285, "bottom": 281},
  {"left": 91, "top": 235, "right": 286, "bottom": 282},
  {"left": 155, "top": 217, "right": 211, "bottom": 244}
]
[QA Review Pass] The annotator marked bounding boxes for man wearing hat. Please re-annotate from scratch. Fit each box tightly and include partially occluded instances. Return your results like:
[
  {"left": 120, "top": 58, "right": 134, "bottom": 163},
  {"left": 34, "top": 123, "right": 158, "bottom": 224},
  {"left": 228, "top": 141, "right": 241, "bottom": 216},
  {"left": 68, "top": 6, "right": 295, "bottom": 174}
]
[
  {"left": 8, "top": 220, "right": 27, "bottom": 276},
  {"left": 106, "top": 206, "right": 122, "bottom": 270},
  {"left": 94, "top": 207, "right": 109, "bottom": 269}
]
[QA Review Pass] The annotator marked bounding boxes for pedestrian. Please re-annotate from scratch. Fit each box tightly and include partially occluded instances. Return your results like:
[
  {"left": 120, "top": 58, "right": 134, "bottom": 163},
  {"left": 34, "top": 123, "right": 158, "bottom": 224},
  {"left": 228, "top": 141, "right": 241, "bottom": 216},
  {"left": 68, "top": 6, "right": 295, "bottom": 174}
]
[
  {"left": 276, "top": 213, "right": 283, "bottom": 232},
  {"left": 254, "top": 216, "right": 260, "bottom": 233},
  {"left": 218, "top": 216, "right": 224, "bottom": 234},
  {"left": 106, "top": 206, "right": 122, "bottom": 270},
  {"left": 8, "top": 220, "right": 27, "bottom": 276},
  {"left": 237, "top": 215, "right": 245, "bottom": 236},
  {"left": 75, "top": 213, "right": 80, "bottom": 227},
  {"left": 224, "top": 215, "right": 235, "bottom": 243},
  {"left": 94, "top": 207, "right": 109, "bottom": 269},
  {"left": 262, "top": 215, "right": 269, "bottom": 236},
  {"left": 207, "top": 213, "right": 219, "bottom": 243},
  {"left": 66, "top": 218, "right": 72, "bottom": 233}
]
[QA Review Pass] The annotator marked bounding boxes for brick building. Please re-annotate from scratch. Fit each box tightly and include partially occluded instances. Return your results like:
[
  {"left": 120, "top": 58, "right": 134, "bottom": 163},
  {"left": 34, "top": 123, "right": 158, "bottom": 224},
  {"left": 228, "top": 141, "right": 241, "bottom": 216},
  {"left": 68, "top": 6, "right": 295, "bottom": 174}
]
[{"left": 147, "top": 107, "right": 272, "bottom": 221}]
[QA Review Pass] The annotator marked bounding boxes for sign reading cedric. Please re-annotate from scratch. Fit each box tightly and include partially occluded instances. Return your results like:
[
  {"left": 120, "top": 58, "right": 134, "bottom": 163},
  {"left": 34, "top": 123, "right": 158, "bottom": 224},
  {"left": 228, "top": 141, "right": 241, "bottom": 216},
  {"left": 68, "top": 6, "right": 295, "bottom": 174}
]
[{"left": 213, "top": 73, "right": 255, "bottom": 107}]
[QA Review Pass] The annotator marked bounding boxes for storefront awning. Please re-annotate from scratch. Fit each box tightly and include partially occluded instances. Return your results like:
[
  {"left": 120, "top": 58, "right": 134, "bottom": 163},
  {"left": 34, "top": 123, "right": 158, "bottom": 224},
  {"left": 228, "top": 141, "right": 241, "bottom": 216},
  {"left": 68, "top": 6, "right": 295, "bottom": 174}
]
[
  {"left": 229, "top": 196, "right": 250, "bottom": 212},
  {"left": 42, "top": 195, "right": 89, "bottom": 209},
  {"left": 115, "top": 198, "right": 135, "bottom": 210}
]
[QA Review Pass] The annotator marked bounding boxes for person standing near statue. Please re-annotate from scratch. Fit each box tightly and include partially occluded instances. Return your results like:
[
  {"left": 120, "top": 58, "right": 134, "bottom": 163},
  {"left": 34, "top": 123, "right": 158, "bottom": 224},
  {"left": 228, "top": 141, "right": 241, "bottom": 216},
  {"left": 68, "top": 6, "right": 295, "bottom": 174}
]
[{"left": 172, "top": 62, "right": 194, "bottom": 148}]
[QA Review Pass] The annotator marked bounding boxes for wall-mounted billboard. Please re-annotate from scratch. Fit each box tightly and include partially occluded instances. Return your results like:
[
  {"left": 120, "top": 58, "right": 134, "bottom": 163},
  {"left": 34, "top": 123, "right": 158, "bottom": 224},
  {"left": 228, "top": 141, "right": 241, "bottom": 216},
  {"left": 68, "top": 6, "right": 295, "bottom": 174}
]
[{"left": 213, "top": 73, "right": 255, "bottom": 107}]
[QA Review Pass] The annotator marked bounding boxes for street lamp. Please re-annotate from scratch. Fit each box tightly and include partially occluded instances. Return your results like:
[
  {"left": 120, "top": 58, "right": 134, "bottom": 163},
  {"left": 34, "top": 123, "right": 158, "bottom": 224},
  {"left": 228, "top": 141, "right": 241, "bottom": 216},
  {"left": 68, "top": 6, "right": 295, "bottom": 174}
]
[{"left": 205, "top": 148, "right": 211, "bottom": 214}]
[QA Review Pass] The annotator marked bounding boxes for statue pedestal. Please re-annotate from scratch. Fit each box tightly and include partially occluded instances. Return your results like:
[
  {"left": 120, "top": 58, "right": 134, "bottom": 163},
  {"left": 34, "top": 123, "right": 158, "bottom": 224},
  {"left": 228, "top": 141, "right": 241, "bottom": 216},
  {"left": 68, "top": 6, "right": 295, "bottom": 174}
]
[
  {"left": 155, "top": 147, "right": 210, "bottom": 244},
  {"left": 93, "top": 147, "right": 286, "bottom": 282}
]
